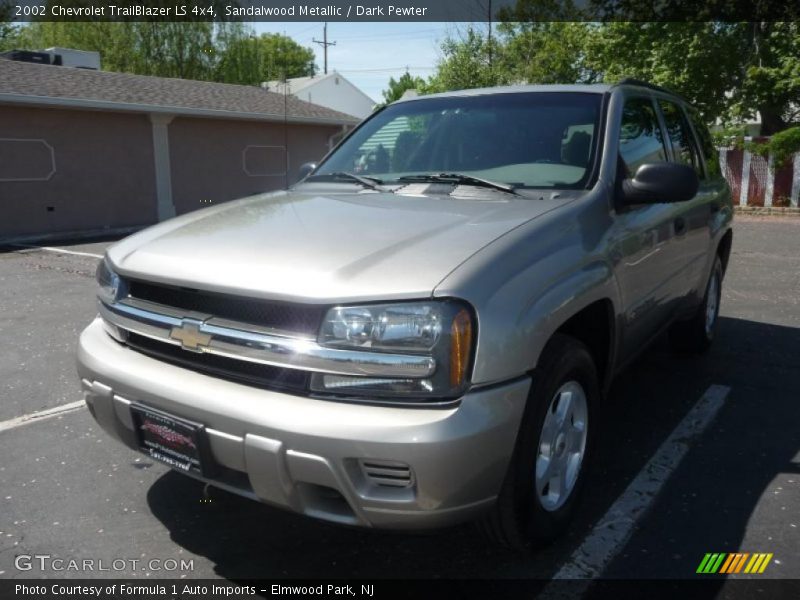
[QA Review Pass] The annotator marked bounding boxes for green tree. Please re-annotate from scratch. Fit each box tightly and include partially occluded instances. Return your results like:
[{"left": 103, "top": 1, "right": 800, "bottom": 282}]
[
  {"left": 379, "top": 70, "right": 426, "bottom": 106},
  {"left": 0, "top": 0, "right": 15, "bottom": 48},
  {"left": 424, "top": 26, "right": 504, "bottom": 93},
  {"left": 9, "top": 21, "right": 216, "bottom": 80},
  {"left": 584, "top": 22, "right": 741, "bottom": 124},
  {"left": 426, "top": 16, "right": 800, "bottom": 134},
  {"left": 215, "top": 32, "right": 315, "bottom": 85},
  {"left": 497, "top": 22, "right": 599, "bottom": 85},
  {"left": 1, "top": 19, "right": 315, "bottom": 87}
]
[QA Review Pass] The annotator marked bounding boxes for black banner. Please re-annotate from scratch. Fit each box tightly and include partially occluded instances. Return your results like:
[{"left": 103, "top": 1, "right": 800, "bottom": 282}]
[
  {"left": 4, "top": 579, "right": 800, "bottom": 600},
  {"left": 5, "top": 0, "right": 800, "bottom": 23}
]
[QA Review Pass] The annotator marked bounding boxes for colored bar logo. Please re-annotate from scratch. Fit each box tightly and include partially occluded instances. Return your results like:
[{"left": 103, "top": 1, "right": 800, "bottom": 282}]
[{"left": 697, "top": 552, "right": 773, "bottom": 574}]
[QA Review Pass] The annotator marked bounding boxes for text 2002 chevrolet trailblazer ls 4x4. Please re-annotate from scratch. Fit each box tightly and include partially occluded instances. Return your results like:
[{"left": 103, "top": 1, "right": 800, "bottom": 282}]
[{"left": 78, "top": 81, "right": 732, "bottom": 548}]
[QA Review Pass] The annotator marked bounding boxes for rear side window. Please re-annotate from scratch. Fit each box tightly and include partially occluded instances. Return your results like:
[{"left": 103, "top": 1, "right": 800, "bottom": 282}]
[
  {"left": 659, "top": 100, "right": 700, "bottom": 174},
  {"left": 619, "top": 97, "right": 667, "bottom": 175},
  {"left": 687, "top": 106, "right": 721, "bottom": 178}
]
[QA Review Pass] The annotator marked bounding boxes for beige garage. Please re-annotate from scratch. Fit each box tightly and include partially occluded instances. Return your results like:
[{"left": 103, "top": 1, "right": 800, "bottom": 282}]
[{"left": 0, "top": 58, "right": 357, "bottom": 241}]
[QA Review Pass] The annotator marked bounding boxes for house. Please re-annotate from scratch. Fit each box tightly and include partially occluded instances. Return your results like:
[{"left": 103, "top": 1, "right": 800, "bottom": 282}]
[
  {"left": 0, "top": 56, "right": 358, "bottom": 241},
  {"left": 263, "top": 71, "right": 376, "bottom": 120}
]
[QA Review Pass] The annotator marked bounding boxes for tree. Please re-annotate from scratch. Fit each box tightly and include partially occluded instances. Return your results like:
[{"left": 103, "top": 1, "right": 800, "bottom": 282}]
[
  {"left": 584, "top": 22, "right": 741, "bottom": 125},
  {"left": 215, "top": 32, "right": 316, "bottom": 85},
  {"left": 424, "top": 26, "right": 503, "bottom": 93},
  {"left": 0, "top": 19, "right": 316, "bottom": 87},
  {"left": 379, "top": 71, "right": 426, "bottom": 106},
  {"left": 731, "top": 22, "right": 800, "bottom": 133},
  {"left": 8, "top": 21, "right": 216, "bottom": 80},
  {"left": 0, "top": 0, "right": 16, "bottom": 48},
  {"left": 497, "top": 22, "right": 599, "bottom": 85},
  {"left": 425, "top": 15, "right": 800, "bottom": 134}
]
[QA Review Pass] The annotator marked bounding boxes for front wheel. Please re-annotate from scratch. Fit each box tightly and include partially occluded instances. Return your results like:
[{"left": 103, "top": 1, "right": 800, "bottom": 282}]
[
  {"left": 669, "top": 256, "right": 723, "bottom": 354},
  {"left": 480, "top": 334, "right": 599, "bottom": 550}
]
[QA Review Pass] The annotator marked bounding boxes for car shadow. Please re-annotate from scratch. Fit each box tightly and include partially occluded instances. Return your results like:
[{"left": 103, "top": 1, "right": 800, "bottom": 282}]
[{"left": 145, "top": 316, "right": 799, "bottom": 584}]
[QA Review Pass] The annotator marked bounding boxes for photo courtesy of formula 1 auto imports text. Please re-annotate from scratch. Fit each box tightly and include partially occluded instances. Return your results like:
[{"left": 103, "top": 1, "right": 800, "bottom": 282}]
[{"left": 1, "top": 0, "right": 799, "bottom": 598}]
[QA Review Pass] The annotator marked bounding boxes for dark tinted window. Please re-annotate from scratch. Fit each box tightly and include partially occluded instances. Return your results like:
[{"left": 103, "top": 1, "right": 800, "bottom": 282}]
[
  {"left": 687, "top": 106, "right": 721, "bottom": 178},
  {"left": 659, "top": 100, "right": 700, "bottom": 174},
  {"left": 619, "top": 97, "right": 667, "bottom": 174},
  {"left": 315, "top": 92, "right": 602, "bottom": 189}
]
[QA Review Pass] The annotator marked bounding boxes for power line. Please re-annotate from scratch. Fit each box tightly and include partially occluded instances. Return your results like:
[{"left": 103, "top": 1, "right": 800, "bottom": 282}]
[{"left": 337, "top": 66, "right": 436, "bottom": 73}]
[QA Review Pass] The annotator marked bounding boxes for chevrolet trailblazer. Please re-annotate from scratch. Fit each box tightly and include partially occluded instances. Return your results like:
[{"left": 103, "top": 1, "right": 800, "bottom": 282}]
[{"left": 77, "top": 80, "right": 732, "bottom": 549}]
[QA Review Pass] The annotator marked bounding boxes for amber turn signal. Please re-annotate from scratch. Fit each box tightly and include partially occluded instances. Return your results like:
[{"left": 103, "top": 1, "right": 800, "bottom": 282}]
[{"left": 450, "top": 309, "right": 473, "bottom": 387}]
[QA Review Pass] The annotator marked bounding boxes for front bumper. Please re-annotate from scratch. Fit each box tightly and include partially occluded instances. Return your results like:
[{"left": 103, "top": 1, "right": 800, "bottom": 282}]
[{"left": 77, "top": 318, "right": 530, "bottom": 530}]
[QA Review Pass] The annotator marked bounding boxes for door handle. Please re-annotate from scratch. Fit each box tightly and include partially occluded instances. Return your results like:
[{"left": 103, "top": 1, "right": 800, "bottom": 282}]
[{"left": 674, "top": 217, "right": 687, "bottom": 235}]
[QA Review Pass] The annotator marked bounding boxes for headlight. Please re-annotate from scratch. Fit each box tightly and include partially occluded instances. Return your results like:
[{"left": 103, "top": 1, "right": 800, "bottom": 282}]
[
  {"left": 312, "top": 300, "right": 474, "bottom": 400},
  {"left": 95, "top": 258, "right": 123, "bottom": 304}
]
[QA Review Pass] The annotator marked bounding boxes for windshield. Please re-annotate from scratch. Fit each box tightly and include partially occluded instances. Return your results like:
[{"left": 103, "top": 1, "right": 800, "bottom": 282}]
[{"left": 313, "top": 92, "right": 603, "bottom": 190}]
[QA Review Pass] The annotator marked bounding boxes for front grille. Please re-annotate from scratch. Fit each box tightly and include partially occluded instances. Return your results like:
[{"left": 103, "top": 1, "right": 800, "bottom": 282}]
[
  {"left": 127, "top": 280, "right": 326, "bottom": 335},
  {"left": 126, "top": 332, "right": 308, "bottom": 393}
]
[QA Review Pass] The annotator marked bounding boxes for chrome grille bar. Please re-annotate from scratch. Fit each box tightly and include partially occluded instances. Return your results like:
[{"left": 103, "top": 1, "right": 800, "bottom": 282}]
[{"left": 98, "top": 299, "right": 436, "bottom": 379}]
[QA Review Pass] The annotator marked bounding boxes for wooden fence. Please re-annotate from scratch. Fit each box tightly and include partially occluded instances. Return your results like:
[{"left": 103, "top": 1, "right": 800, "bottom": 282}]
[{"left": 719, "top": 138, "right": 800, "bottom": 207}]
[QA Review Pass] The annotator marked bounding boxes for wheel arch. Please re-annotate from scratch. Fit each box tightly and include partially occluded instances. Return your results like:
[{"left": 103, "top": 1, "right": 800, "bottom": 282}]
[
  {"left": 717, "top": 228, "right": 733, "bottom": 276},
  {"left": 550, "top": 298, "right": 616, "bottom": 392}
]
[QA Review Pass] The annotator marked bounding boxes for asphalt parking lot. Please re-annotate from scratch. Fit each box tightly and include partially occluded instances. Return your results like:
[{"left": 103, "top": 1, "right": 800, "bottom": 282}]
[{"left": 0, "top": 217, "right": 798, "bottom": 588}]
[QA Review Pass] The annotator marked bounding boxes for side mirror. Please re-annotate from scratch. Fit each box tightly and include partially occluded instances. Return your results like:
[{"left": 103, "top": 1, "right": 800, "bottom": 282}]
[
  {"left": 296, "top": 162, "right": 317, "bottom": 182},
  {"left": 621, "top": 162, "right": 699, "bottom": 205}
]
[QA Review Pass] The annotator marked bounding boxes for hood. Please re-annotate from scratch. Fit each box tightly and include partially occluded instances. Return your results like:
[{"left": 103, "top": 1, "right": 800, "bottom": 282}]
[{"left": 108, "top": 187, "right": 566, "bottom": 303}]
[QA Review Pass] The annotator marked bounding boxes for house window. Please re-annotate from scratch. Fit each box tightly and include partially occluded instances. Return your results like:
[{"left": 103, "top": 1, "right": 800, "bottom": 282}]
[{"left": 0, "top": 139, "right": 56, "bottom": 182}]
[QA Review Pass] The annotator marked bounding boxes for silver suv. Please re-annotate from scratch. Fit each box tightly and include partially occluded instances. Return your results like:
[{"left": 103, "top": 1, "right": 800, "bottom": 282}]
[{"left": 77, "top": 81, "right": 732, "bottom": 548}]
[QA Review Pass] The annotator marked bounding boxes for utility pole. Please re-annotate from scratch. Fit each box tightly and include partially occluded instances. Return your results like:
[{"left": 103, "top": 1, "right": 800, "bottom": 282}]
[
  {"left": 487, "top": 0, "right": 493, "bottom": 80},
  {"left": 313, "top": 22, "right": 336, "bottom": 74}
]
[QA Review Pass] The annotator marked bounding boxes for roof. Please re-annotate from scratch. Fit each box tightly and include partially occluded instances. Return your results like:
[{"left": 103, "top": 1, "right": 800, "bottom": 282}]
[
  {"left": 395, "top": 84, "right": 614, "bottom": 103},
  {"left": 0, "top": 58, "right": 359, "bottom": 125},
  {"left": 395, "top": 81, "right": 692, "bottom": 105},
  {"left": 264, "top": 74, "right": 321, "bottom": 94},
  {"left": 264, "top": 71, "right": 375, "bottom": 103}
]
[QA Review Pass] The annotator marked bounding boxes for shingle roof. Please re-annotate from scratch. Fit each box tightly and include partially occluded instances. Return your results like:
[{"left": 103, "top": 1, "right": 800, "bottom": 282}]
[
  {"left": 0, "top": 58, "right": 359, "bottom": 125},
  {"left": 264, "top": 74, "right": 322, "bottom": 94}
]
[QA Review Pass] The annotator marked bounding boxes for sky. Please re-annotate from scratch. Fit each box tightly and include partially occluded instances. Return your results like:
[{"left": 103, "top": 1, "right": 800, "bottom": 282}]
[{"left": 252, "top": 22, "right": 462, "bottom": 103}]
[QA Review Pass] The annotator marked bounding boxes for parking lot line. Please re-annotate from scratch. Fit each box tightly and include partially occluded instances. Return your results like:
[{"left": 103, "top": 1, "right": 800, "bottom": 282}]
[
  {"left": 11, "top": 244, "right": 103, "bottom": 259},
  {"left": 542, "top": 384, "right": 730, "bottom": 591},
  {"left": 0, "top": 400, "right": 86, "bottom": 433}
]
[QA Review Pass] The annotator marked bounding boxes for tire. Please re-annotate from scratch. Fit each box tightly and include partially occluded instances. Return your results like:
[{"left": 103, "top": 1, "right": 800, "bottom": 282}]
[
  {"left": 669, "top": 256, "right": 723, "bottom": 354},
  {"left": 480, "top": 334, "right": 599, "bottom": 550}
]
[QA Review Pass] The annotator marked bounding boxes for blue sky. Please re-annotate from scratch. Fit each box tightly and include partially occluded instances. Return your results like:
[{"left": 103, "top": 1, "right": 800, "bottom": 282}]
[{"left": 253, "top": 22, "right": 460, "bottom": 103}]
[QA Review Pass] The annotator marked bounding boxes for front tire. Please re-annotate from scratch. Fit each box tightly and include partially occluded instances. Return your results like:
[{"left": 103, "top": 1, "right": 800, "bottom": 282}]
[
  {"left": 480, "top": 334, "right": 599, "bottom": 550},
  {"left": 669, "top": 256, "right": 723, "bottom": 354}
]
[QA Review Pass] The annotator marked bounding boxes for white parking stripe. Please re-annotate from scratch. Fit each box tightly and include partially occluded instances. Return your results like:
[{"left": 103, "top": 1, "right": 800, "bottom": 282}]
[
  {"left": 541, "top": 384, "right": 730, "bottom": 594},
  {"left": 0, "top": 400, "right": 86, "bottom": 433},
  {"left": 10, "top": 244, "right": 103, "bottom": 259}
]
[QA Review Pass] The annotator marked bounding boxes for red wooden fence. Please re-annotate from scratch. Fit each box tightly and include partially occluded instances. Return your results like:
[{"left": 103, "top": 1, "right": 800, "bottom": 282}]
[{"left": 718, "top": 137, "right": 800, "bottom": 207}]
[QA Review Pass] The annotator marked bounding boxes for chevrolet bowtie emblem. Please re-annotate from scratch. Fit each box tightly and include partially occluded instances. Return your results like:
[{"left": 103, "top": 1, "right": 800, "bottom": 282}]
[{"left": 169, "top": 319, "right": 212, "bottom": 352}]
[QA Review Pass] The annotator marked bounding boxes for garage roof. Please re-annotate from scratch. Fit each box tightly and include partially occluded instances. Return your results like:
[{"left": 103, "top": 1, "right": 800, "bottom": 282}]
[{"left": 0, "top": 58, "right": 359, "bottom": 125}]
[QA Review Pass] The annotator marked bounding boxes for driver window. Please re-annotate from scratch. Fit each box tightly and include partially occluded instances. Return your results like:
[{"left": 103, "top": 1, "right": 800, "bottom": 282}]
[{"left": 619, "top": 97, "right": 667, "bottom": 175}]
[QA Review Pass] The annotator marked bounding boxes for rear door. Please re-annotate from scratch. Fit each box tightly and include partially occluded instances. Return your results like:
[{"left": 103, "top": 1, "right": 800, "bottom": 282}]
[
  {"left": 654, "top": 98, "right": 709, "bottom": 305},
  {"left": 612, "top": 94, "right": 679, "bottom": 364}
]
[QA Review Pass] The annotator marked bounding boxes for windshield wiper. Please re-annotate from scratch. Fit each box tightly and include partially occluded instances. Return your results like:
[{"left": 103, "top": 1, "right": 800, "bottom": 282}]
[
  {"left": 310, "top": 171, "right": 388, "bottom": 191},
  {"left": 396, "top": 173, "right": 519, "bottom": 195}
]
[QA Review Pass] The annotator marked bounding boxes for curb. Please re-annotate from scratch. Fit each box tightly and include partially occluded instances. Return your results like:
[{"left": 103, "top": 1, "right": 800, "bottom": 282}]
[{"left": 734, "top": 206, "right": 800, "bottom": 217}]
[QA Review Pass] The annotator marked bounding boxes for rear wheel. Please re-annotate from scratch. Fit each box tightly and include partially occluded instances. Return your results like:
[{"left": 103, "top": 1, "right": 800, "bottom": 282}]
[
  {"left": 669, "top": 256, "right": 723, "bottom": 354},
  {"left": 480, "top": 334, "right": 598, "bottom": 550}
]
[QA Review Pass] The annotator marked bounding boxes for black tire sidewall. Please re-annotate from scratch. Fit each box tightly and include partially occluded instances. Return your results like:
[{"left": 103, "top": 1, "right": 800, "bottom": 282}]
[
  {"left": 509, "top": 336, "right": 599, "bottom": 545},
  {"left": 703, "top": 258, "right": 723, "bottom": 344}
]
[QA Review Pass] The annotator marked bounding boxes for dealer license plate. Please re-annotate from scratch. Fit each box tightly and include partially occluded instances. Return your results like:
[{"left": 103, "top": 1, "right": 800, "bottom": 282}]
[{"left": 130, "top": 405, "right": 206, "bottom": 475}]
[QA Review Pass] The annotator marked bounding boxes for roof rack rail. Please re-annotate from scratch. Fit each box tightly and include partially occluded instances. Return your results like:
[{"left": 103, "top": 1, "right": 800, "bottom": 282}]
[{"left": 614, "top": 78, "right": 693, "bottom": 105}]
